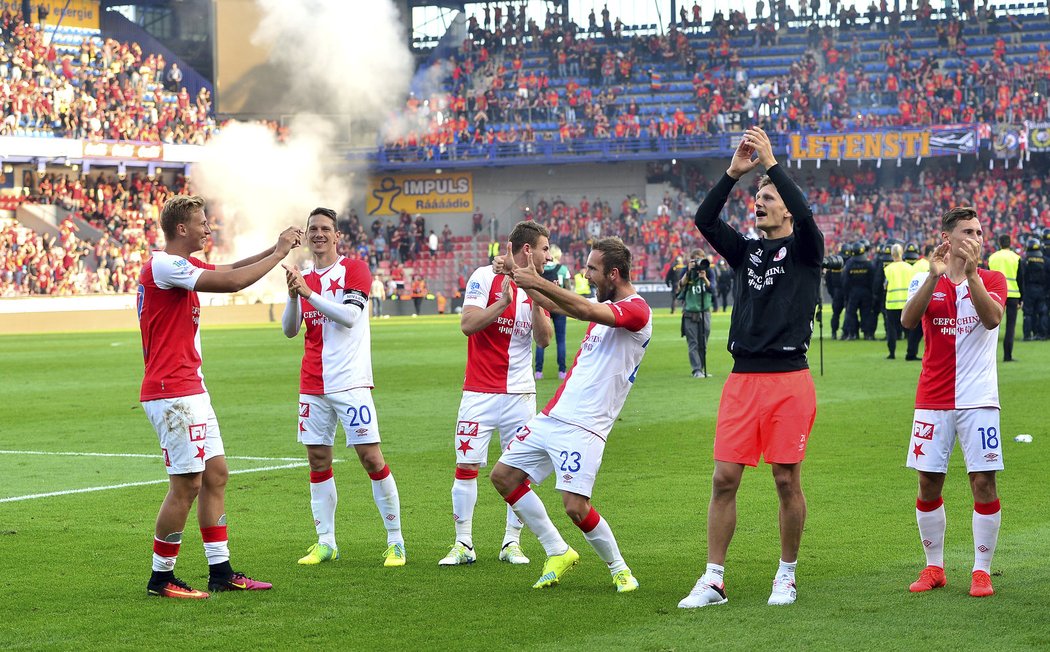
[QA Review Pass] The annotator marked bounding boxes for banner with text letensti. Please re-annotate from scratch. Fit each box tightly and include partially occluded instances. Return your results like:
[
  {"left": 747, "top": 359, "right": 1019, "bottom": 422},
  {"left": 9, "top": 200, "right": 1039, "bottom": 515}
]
[
  {"left": 0, "top": 1, "right": 100, "bottom": 29},
  {"left": 366, "top": 172, "right": 474, "bottom": 215},
  {"left": 788, "top": 128, "right": 976, "bottom": 160}
]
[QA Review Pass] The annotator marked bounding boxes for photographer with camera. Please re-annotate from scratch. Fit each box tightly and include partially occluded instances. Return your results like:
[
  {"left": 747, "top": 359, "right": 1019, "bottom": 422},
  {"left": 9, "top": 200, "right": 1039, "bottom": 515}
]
[
  {"left": 677, "top": 251, "right": 714, "bottom": 378},
  {"left": 678, "top": 126, "right": 824, "bottom": 611}
]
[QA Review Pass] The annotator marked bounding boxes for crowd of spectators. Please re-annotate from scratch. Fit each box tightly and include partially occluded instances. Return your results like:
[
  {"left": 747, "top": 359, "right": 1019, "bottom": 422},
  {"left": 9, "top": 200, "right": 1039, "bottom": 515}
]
[
  {"left": 4, "top": 156, "right": 1049, "bottom": 298},
  {"left": 1, "top": 8, "right": 216, "bottom": 143},
  {"left": 513, "top": 157, "right": 1050, "bottom": 282},
  {"left": 387, "top": 1, "right": 1050, "bottom": 159}
]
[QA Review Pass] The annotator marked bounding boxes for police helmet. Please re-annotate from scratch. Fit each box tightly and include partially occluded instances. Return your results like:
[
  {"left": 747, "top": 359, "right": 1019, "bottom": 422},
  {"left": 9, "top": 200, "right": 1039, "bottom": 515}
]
[
  {"left": 1027, "top": 237, "right": 1042, "bottom": 252},
  {"left": 905, "top": 242, "right": 919, "bottom": 255},
  {"left": 855, "top": 241, "right": 868, "bottom": 256},
  {"left": 1042, "top": 227, "right": 1050, "bottom": 243},
  {"left": 880, "top": 243, "right": 893, "bottom": 256}
]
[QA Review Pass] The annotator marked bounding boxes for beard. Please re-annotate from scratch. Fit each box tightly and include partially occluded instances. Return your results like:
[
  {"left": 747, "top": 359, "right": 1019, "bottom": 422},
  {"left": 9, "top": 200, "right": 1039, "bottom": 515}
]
[{"left": 596, "top": 283, "right": 612, "bottom": 303}]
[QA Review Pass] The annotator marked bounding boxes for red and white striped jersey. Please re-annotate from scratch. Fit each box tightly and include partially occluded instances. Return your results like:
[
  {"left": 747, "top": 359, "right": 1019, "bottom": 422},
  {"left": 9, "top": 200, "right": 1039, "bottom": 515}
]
[
  {"left": 462, "top": 265, "right": 537, "bottom": 394},
  {"left": 297, "top": 257, "right": 373, "bottom": 395},
  {"left": 137, "top": 250, "right": 215, "bottom": 401},
  {"left": 543, "top": 294, "right": 652, "bottom": 438},
  {"left": 910, "top": 269, "right": 1006, "bottom": 410}
]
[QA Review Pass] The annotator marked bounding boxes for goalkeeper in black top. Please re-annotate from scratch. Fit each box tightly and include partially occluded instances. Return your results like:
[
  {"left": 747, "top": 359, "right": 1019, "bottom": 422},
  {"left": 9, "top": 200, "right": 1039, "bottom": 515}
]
[{"left": 678, "top": 127, "right": 824, "bottom": 610}]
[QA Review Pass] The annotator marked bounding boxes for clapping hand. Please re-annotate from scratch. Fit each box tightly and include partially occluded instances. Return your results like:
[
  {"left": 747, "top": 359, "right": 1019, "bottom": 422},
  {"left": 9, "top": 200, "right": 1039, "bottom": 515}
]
[
  {"left": 282, "top": 263, "right": 311, "bottom": 299},
  {"left": 928, "top": 241, "right": 951, "bottom": 277},
  {"left": 276, "top": 227, "right": 304, "bottom": 257}
]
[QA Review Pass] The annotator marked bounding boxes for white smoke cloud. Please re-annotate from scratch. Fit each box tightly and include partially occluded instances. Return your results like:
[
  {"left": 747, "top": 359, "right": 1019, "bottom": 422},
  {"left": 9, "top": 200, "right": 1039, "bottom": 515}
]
[{"left": 192, "top": 0, "right": 415, "bottom": 301}]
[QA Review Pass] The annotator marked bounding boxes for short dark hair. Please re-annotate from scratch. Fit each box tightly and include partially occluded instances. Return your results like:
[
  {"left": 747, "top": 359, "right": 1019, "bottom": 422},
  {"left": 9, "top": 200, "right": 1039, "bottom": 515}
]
[
  {"left": 593, "top": 236, "right": 632, "bottom": 279},
  {"left": 161, "top": 195, "right": 206, "bottom": 239},
  {"left": 509, "top": 221, "right": 550, "bottom": 253},
  {"left": 941, "top": 206, "right": 979, "bottom": 233},
  {"left": 309, "top": 207, "right": 338, "bottom": 227},
  {"left": 997, "top": 234, "right": 1011, "bottom": 249}
]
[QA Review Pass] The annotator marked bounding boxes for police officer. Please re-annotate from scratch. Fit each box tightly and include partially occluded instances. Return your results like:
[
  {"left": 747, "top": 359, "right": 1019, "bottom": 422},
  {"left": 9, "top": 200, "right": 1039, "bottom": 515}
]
[
  {"left": 677, "top": 252, "right": 714, "bottom": 377},
  {"left": 842, "top": 241, "right": 875, "bottom": 340},
  {"left": 904, "top": 244, "right": 932, "bottom": 361},
  {"left": 717, "top": 259, "right": 734, "bottom": 312},
  {"left": 1022, "top": 237, "right": 1048, "bottom": 341},
  {"left": 573, "top": 266, "right": 592, "bottom": 298},
  {"left": 871, "top": 242, "right": 893, "bottom": 340},
  {"left": 987, "top": 233, "right": 1021, "bottom": 361},
  {"left": 665, "top": 255, "right": 687, "bottom": 313},
  {"left": 827, "top": 242, "right": 849, "bottom": 339},
  {"left": 883, "top": 243, "right": 913, "bottom": 359}
]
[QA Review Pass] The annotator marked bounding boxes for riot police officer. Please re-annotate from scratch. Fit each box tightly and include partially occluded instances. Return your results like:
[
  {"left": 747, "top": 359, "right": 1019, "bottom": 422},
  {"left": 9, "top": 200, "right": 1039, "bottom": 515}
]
[
  {"left": 1022, "top": 237, "right": 1048, "bottom": 340},
  {"left": 827, "top": 242, "right": 850, "bottom": 339},
  {"left": 842, "top": 241, "right": 875, "bottom": 340}
]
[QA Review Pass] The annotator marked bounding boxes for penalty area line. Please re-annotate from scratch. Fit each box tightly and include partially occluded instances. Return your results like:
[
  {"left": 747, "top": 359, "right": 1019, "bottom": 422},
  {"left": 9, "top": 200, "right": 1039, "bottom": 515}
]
[
  {"left": 0, "top": 462, "right": 309, "bottom": 504},
  {"left": 0, "top": 450, "right": 303, "bottom": 462}
]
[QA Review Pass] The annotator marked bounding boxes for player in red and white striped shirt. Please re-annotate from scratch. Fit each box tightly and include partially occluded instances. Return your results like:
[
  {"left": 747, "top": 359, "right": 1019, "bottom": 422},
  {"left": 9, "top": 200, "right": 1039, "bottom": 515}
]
[
  {"left": 901, "top": 207, "right": 1006, "bottom": 598},
  {"left": 439, "top": 221, "right": 553, "bottom": 567},
  {"left": 282, "top": 208, "right": 405, "bottom": 568},
  {"left": 491, "top": 237, "right": 652, "bottom": 593},
  {"left": 139, "top": 195, "right": 301, "bottom": 599}
]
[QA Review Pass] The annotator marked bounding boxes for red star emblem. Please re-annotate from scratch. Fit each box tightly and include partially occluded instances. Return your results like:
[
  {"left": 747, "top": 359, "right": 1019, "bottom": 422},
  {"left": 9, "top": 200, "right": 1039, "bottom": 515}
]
[
  {"left": 299, "top": 421, "right": 307, "bottom": 434},
  {"left": 325, "top": 276, "right": 345, "bottom": 294},
  {"left": 963, "top": 288, "right": 972, "bottom": 300},
  {"left": 913, "top": 443, "right": 925, "bottom": 457},
  {"left": 194, "top": 446, "right": 206, "bottom": 460},
  {"left": 522, "top": 294, "right": 533, "bottom": 307},
  {"left": 457, "top": 438, "right": 473, "bottom": 453}
]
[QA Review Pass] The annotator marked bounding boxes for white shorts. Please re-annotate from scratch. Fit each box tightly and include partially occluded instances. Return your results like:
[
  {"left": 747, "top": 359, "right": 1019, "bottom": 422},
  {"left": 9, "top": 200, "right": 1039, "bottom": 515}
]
[
  {"left": 497, "top": 413, "right": 606, "bottom": 497},
  {"left": 143, "top": 393, "right": 225, "bottom": 475},
  {"left": 906, "top": 408, "right": 1004, "bottom": 473},
  {"left": 298, "top": 388, "right": 381, "bottom": 447},
  {"left": 455, "top": 391, "right": 536, "bottom": 466}
]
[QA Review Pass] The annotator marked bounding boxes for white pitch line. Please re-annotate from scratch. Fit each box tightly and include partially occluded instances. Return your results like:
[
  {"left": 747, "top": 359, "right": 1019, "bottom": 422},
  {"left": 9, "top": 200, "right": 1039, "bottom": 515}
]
[
  {"left": 0, "top": 450, "right": 303, "bottom": 462},
  {"left": 0, "top": 462, "right": 309, "bottom": 503}
]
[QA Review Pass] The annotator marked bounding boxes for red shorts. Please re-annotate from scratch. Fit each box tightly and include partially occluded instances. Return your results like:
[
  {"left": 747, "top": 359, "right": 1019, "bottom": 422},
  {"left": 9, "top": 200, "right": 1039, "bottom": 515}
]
[{"left": 714, "top": 369, "right": 816, "bottom": 467}]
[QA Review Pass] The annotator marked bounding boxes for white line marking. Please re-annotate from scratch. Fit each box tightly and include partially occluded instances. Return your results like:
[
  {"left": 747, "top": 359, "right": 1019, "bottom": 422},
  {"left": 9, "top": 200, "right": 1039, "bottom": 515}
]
[
  {"left": 0, "top": 450, "right": 303, "bottom": 462},
  {"left": 0, "top": 462, "right": 309, "bottom": 503}
]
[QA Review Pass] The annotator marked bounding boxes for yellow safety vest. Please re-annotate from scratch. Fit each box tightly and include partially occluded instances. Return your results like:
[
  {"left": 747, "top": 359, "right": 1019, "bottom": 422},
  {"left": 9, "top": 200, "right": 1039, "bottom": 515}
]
[
  {"left": 488, "top": 241, "right": 500, "bottom": 258},
  {"left": 574, "top": 272, "right": 590, "bottom": 295},
  {"left": 987, "top": 248, "right": 1021, "bottom": 299},
  {"left": 911, "top": 258, "right": 930, "bottom": 273},
  {"left": 884, "top": 261, "right": 914, "bottom": 310}
]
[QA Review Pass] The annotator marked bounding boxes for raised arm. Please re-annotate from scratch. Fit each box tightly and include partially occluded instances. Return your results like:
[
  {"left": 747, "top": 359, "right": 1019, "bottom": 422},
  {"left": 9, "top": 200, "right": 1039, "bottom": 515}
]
[
  {"left": 195, "top": 227, "right": 301, "bottom": 293},
  {"left": 694, "top": 139, "right": 755, "bottom": 267}
]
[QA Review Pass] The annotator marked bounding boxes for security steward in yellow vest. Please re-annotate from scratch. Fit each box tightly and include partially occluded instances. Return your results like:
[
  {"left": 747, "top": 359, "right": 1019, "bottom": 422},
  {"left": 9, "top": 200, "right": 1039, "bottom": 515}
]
[
  {"left": 573, "top": 269, "right": 592, "bottom": 298},
  {"left": 987, "top": 233, "right": 1021, "bottom": 362},
  {"left": 883, "top": 243, "right": 913, "bottom": 360}
]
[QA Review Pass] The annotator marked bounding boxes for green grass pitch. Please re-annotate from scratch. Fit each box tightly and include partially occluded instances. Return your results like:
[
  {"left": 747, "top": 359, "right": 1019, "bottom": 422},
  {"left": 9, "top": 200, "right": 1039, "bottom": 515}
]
[{"left": 1, "top": 311, "right": 1049, "bottom": 650}]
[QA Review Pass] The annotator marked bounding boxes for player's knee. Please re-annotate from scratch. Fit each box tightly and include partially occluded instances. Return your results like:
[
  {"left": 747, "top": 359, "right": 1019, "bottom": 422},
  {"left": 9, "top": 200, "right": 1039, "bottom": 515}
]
[
  {"left": 711, "top": 471, "right": 741, "bottom": 496},
  {"left": 772, "top": 469, "right": 801, "bottom": 496},
  {"left": 489, "top": 465, "right": 514, "bottom": 495}
]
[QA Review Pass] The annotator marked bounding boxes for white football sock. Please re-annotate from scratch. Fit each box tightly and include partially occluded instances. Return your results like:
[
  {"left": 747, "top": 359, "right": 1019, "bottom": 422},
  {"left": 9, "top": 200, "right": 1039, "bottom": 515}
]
[
  {"left": 451, "top": 476, "right": 477, "bottom": 547},
  {"left": 502, "top": 503, "right": 524, "bottom": 546},
  {"left": 309, "top": 473, "right": 338, "bottom": 548},
  {"left": 916, "top": 500, "right": 946, "bottom": 568},
  {"left": 370, "top": 466, "right": 403, "bottom": 546},
  {"left": 506, "top": 485, "right": 567, "bottom": 556},
  {"left": 703, "top": 563, "right": 725, "bottom": 585},
  {"left": 972, "top": 501, "right": 1001, "bottom": 574},
  {"left": 578, "top": 509, "right": 627, "bottom": 574}
]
